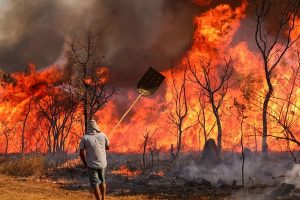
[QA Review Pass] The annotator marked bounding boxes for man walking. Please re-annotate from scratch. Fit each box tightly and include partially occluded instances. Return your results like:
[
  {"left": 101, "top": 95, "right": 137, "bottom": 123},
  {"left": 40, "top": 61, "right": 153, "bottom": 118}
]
[{"left": 79, "top": 120, "right": 109, "bottom": 200}]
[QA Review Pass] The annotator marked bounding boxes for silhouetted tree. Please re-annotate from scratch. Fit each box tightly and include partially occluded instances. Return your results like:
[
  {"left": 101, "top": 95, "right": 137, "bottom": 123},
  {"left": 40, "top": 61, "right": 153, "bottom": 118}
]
[
  {"left": 266, "top": 50, "right": 300, "bottom": 153},
  {"left": 0, "top": 119, "right": 15, "bottom": 155},
  {"left": 36, "top": 85, "right": 80, "bottom": 153},
  {"left": 189, "top": 57, "right": 234, "bottom": 156},
  {"left": 191, "top": 92, "right": 216, "bottom": 151},
  {"left": 168, "top": 65, "right": 192, "bottom": 158},
  {"left": 21, "top": 97, "right": 34, "bottom": 154},
  {"left": 234, "top": 98, "right": 247, "bottom": 188},
  {"left": 69, "top": 31, "right": 115, "bottom": 134},
  {"left": 254, "top": 0, "right": 300, "bottom": 157}
]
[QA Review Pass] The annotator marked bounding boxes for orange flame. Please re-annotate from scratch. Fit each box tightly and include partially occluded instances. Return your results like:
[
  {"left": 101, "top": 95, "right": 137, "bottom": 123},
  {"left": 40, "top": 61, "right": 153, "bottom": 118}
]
[
  {"left": 0, "top": 1, "right": 299, "bottom": 154},
  {"left": 111, "top": 165, "right": 142, "bottom": 177}
]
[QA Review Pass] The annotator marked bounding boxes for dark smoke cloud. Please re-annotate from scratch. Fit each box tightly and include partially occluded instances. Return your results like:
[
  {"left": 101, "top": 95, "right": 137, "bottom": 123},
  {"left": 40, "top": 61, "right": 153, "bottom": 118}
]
[
  {"left": 90, "top": 0, "right": 201, "bottom": 85},
  {"left": 231, "top": 0, "right": 300, "bottom": 54},
  {"left": 0, "top": 0, "right": 65, "bottom": 71},
  {"left": 0, "top": 0, "right": 205, "bottom": 86}
]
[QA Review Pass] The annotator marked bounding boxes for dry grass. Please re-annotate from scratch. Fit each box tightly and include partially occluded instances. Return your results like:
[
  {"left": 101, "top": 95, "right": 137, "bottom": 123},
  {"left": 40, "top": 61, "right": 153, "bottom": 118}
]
[
  {"left": 0, "top": 155, "right": 45, "bottom": 177},
  {"left": 0, "top": 174, "right": 163, "bottom": 200}
]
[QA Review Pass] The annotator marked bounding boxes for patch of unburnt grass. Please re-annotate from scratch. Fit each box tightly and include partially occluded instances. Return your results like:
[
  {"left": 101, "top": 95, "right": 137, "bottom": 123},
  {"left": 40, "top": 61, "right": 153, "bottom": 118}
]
[{"left": 0, "top": 155, "right": 45, "bottom": 177}]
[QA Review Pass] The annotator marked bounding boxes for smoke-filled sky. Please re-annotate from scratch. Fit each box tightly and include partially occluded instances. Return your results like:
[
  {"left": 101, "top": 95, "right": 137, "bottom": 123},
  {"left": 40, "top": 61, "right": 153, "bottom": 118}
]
[
  {"left": 0, "top": 0, "right": 207, "bottom": 85},
  {"left": 0, "top": 0, "right": 280, "bottom": 86}
]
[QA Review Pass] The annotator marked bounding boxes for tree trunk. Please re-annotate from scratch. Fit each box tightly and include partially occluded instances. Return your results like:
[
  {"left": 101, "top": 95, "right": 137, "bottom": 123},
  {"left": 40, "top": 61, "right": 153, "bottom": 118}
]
[
  {"left": 262, "top": 78, "right": 273, "bottom": 158},
  {"left": 53, "top": 138, "right": 57, "bottom": 153},
  {"left": 216, "top": 115, "right": 222, "bottom": 157},
  {"left": 198, "top": 130, "right": 201, "bottom": 151},
  {"left": 4, "top": 133, "right": 8, "bottom": 155},
  {"left": 211, "top": 100, "right": 222, "bottom": 157},
  {"left": 84, "top": 91, "right": 88, "bottom": 134},
  {"left": 53, "top": 130, "right": 58, "bottom": 153},
  {"left": 21, "top": 119, "right": 26, "bottom": 154},
  {"left": 142, "top": 133, "right": 149, "bottom": 170},
  {"left": 21, "top": 113, "right": 29, "bottom": 154},
  {"left": 47, "top": 126, "right": 52, "bottom": 153},
  {"left": 240, "top": 117, "right": 245, "bottom": 188},
  {"left": 176, "top": 130, "right": 183, "bottom": 158},
  {"left": 170, "top": 144, "right": 175, "bottom": 160},
  {"left": 151, "top": 151, "right": 154, "bottom": 167},
  {"left": 21, "top": 99, "right": 32, "bottom": 154},
  {"left": 202, "top": 108, "right": 208, "bottom": 143},
  {"left": 254, "top": 126, "right": 258, "bottom": 152}
]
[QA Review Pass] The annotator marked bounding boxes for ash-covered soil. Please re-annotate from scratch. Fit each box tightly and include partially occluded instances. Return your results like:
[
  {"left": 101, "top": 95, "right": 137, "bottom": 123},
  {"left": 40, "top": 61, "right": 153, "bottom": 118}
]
[
  {"left": 1, "top": 151, "right": 300, "bottom": 200},
  {"left": 0, "top": 173, "right": 229, "bottom": 200}
]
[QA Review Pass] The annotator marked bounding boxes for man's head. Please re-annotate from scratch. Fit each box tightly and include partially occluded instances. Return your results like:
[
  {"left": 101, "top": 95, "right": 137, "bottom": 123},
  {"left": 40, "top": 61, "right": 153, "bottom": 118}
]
[{"left": 87, "top": 120, "right": 100, "bottom": 133}]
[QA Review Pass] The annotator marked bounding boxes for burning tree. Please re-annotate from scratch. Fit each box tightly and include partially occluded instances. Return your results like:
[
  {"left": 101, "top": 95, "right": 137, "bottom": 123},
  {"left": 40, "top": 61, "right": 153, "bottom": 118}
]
[
  {"left": 266, "top": 49, "right": 300, "bottom": 158},
  {"left": 189, "top": 57, "right": 234, "bottom": 156},
  {"left": 254, "top": 0, "right": 300, "bottom": 157},
  {"left": 233, "top": 98, "right": 247, "bottom": 188},
  {"left": 168, "top": 65, "right": 195, "bottom": 158},
  {"left": 142, "top": 128, "right": 161, "bottom": 170},
  {"left": 21, "top": 97, "right": 34, "bottom": 154},
  {"left": 0, "top": 119, "right": 15, "bottom": 155},
  {"left": 191, "top": 92, "right": 217, "bottom": 151},
  {"left": 35, "top": 85, "right": 80, "bottom": 153},
  {"left": 168, "top": 66, "right": 189, "bottom": 158},
  {"left": 69, "top": 31, "right": 115, "bottom": 134}
]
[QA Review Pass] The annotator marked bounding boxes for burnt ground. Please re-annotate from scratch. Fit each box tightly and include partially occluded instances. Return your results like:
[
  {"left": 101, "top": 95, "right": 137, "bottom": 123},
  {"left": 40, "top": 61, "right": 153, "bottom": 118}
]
[
  {"left": 47, "top": 165, "right": 231, "bottom": 200},
  {"left": 1, "top": 152, "right": 300, "bottom": 200},
  {"left": 43, "top": 151, "right": 300, "bottom": 200},
  {"left": 3, "top": 169, "right": 300, "bottom": 200},
  {"left": 0, "top": 173, "right": 230, "bottom": 200}
]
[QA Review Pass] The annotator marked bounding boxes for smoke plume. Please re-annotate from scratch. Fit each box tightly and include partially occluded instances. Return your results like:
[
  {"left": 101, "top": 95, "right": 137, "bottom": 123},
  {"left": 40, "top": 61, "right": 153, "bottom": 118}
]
[{"left": 0, "top": 0, "right": 204, "bottom": 86}]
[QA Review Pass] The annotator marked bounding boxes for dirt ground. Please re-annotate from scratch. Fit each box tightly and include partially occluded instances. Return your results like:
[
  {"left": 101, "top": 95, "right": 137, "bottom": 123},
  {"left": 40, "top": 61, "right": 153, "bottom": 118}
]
[
  {"left": 0, "top": 175, "right": 163, "bottom": 200},
  {"left": 0, "top": 174, "right": 226, "bottom": 200},
  {"left": 4, "top": 152, "right": 299, "bottom": 200}
]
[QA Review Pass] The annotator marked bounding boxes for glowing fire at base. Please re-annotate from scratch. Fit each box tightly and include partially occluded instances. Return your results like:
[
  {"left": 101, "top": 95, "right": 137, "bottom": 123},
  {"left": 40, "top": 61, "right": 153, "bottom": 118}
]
[{"left": 111, "top": 165, "right": 142, "bottom": 177}]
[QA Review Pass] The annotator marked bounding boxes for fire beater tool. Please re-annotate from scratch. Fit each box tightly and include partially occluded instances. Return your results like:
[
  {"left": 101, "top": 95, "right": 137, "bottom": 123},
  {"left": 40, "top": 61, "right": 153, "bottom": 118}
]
[{"left": 112, "top": 67, "right": 165, "bottom": 132}]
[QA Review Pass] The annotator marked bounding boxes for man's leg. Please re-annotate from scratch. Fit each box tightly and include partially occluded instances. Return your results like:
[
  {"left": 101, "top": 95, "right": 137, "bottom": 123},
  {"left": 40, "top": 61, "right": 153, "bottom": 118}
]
[
  {"left": 88, "top": 168, "right": 101, "bottom": 200},
  {"left": 94, "top": 185, "right": 101, "bottom": 200},
  {"left": 99, "top": 183, "right": 106, "bottom": 200},
  {"left": 98, "top": 168, "right": 106, "bottom": 200}
]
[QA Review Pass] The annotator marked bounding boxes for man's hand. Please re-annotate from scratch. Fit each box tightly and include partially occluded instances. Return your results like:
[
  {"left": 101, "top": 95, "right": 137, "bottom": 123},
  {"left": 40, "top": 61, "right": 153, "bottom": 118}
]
[{"left": 79, "top": 149, "right": 88, "bottom": 168}]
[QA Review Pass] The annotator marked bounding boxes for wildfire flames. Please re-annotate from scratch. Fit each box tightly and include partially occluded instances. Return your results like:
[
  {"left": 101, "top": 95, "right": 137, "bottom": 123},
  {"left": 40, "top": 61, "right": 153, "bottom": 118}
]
[
  {"left": 111, "top": 165, "right": 142, "bottom": 177},
  {"left": 0, "top": 1, "right": 300, "bottom": 154}
]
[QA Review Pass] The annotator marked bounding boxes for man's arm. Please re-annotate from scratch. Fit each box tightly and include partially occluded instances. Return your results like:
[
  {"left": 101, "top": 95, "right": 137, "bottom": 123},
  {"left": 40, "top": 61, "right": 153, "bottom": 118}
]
[
  {"left": 79, "top": 137, "right": 87, "bottom": 167},
  {"left": 105, "top": 135, "right": 110, "bottom": 150},
  {"left": 79, "top": 149, "right": 87, "bottom": 167}
]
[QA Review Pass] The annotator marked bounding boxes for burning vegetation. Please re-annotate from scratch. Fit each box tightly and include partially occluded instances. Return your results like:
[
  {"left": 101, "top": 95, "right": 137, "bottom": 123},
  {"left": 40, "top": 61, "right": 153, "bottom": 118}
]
[
  {"left": 1, "top": 0, "right": 300, "bottom": 199},
  {"left": 0, "top": 0, "right": 299, "bottom": 155}
]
